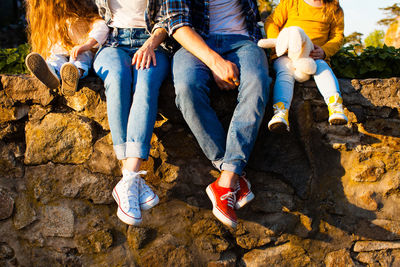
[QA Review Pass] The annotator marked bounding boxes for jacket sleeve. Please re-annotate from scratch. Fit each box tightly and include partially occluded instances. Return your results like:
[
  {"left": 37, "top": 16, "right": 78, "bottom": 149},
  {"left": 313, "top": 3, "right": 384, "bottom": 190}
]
[
  {"left": 88, "top": 19, "right": 110, "bottom": 46},
  {"left": 321, "top": 9, "right": 344, "bottom": 59},
  {"left": 264, "top": 0, "right": 289, "bottom": 39}
]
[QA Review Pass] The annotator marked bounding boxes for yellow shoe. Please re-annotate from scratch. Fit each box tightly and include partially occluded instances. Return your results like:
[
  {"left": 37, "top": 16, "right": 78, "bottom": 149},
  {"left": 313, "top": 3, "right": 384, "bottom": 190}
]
[
  {"left": 268, "top": 102, "right": 289, "bottom": 133},
  {"left": 328, "top": 94, "right": 348, "bottom": 125}
]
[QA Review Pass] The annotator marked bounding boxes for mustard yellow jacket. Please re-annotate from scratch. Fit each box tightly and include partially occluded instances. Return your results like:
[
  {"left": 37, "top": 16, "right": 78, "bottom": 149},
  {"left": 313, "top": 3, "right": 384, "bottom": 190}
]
[{"left": 265, "top": 0, "right": 344, "bottom": 60}]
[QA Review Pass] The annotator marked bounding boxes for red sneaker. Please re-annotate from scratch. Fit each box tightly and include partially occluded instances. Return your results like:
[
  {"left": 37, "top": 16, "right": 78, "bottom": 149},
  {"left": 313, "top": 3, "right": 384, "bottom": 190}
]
[
  {"left": 235, "top": 175, "right": 255, "bottom": 209},
  {"left": 206, "top": 180, "right": 238, "bottom": 228}
]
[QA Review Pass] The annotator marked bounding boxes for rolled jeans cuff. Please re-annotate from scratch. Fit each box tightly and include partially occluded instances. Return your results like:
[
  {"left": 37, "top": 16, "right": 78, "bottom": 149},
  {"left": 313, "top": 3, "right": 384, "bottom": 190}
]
[
  {"left": 221, "top": 162, "right": 244, "bottom": 176},
  {"left": 212, "top": 159, "right": 224, "bottom": 171},
  {"left": 113, "top": 142, "right": 150, "bottom": 160},
  {"left": 113, "top": 143, "right": 126, "bottom": 160},
  {"left": 126, "top": 141, "right": 150, "bottom": 160}
]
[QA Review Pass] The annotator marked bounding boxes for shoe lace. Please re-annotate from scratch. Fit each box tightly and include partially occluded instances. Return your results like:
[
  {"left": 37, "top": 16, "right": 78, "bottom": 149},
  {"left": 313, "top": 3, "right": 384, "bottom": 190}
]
[
  {"left": 120, "top": 170, "right": 147, "bottom": 210},
  {"left": 328, "top": 94, "right": 344, "bottom": 114},
  {"left": 220, "top": 191, "right": 237, "bottom": 209},
  {"left": 139, "top": 177, "right": 152, "bottom": 196},
  {"left": 329, "top": 103, "right": 344, "bottom": 114},
  {"left": 234, "top": 181, "right": 241, "bottom": 193},
  {"left": 273, "top": 103, "right": 286, "bottom": 113},
  {"left": 234, "top": 173, "right": 247, "bottom": 197},
  {"left": 273, "top": 104, "right": 288, "bottom": 119}
]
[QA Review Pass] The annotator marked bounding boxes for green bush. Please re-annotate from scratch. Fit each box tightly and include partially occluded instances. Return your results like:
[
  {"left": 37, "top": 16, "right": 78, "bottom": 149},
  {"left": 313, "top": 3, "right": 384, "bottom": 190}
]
[
  {"left": 331, "top": 45, "right": 400, "bottom": 79},
  {"left": 0, "top": 43, "right": 30, "bottom": 74}
]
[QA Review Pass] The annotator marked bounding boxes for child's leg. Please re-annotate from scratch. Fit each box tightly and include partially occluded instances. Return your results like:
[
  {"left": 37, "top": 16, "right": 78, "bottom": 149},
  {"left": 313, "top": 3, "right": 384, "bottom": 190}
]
[
  {"left": 25, "top": 52, "right": 62, "bottom": 89},
  {"left": 47, "top": 54, "right": 69, "bottom": 78},
  {"left": 313, "top": 60, "right": 348, "bottom": 125},
  {"left": 59, "top": 51, "right": 94, "bottom": 95},
  {"left": 70, "top": 50, "right": 94, "bottom": 79},
  {"left": 313, "top": 59, "right": 341, "bottom": 101},
  {"left": 272, "top": 56, "right": 296, "bottom": 109},
  {"left": 268, "top": 56, "right": 295, "bottom": 133}
]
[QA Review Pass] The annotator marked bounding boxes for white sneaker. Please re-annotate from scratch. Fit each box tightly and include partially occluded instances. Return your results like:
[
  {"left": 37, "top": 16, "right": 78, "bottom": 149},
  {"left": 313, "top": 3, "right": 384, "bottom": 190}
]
[
  {"left": 327, "top": 94, "right": 348, "bottom": 125},
  {"left": 268, "top": 102, "right": 290, "bottom": 133},
  {"left": 112, "top": 170, "right": 144, "bottom": 225},
  {"left": 139, "top": 177, "right": 159, "bottom": 210}
]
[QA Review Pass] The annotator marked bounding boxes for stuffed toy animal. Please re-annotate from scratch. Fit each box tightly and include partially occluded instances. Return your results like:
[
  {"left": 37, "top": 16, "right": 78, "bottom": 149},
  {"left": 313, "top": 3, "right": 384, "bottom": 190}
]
[{"left": 258, "top": 26, "right": 317, "bottom": 82}]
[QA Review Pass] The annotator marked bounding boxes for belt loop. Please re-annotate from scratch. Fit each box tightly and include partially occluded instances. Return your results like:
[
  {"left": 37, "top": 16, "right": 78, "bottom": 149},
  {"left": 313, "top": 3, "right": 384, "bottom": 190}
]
[
  {"left": 112, "top": 27, "right": 118, "bottom": 38},
  {"left": 109, "top": 27, "right": 119, "bottom": 47},
  {"left": 130, "top": 28, "right": 134, "bottom": 47}
]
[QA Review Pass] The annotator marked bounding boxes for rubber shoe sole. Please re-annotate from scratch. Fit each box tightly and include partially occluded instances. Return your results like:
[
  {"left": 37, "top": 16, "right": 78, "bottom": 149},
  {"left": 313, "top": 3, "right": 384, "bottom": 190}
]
[
  {"left": 206, "top": 185, "right": 237, "bottom": 228},
  {"left": 25, "top": 52, "right": 60, "bottom": 89},
  {"left": 60, "top": 63, "right": 79, "bottom": 96},
  {"left": 268, "top": 121, "right": 289, "bottom": 133},
  {"left": 112, "top": 189, "right": 142, "bottom": 225},
  {"left": 140, "top": 194, "right": 159, "bottom": 210},
  {"left": 235, "top": 191, "right": 255, "bottom": 210},
  {"left": 329, "top": 114, "right": 348, "bottom": 125}
]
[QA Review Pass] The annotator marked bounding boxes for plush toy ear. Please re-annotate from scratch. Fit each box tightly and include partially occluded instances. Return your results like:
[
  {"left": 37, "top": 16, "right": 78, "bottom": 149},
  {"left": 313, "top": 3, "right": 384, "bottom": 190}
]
[
  {"left": 275, "top": 27, "right": 290, "bottom": 57},
  {"left": 287, "top": 26, "right": 303, "bottom": 60},
  {"left": 257, "top": 38, "right": 277, "bottom": 49},
  {"left": 304, "top": 36, "right": 314, "bottom": 56}
]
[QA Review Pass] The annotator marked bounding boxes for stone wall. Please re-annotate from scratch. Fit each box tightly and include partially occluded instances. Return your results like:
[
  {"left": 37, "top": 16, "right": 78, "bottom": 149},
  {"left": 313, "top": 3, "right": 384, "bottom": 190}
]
[{"left": 0, "top": 74, "right": 400, "bottom": 266}]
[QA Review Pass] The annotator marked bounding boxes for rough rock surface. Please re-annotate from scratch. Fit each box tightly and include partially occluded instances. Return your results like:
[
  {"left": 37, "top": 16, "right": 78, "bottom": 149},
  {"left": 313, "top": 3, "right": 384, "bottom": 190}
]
[{"left": 0, "top": 74, "right": 400, "bottom": 266}]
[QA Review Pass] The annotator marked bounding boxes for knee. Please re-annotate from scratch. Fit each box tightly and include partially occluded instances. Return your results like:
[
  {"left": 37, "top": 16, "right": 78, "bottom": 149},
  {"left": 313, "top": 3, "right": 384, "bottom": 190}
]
[
  {"left": 242, "top": 70, "right": 270, "bottom": 92},
  {"left": 240, "top": 73, "right": 270, "bottom": 107},
  {"left": 314, "top": 60, "right": 338, "bottom": 79},
  {"left": 174, "top": 71, "right": 205, "bottom": 98},
  {"left": 274, "top": 57, "right": 294, "bottom": 75},
  {"left": 102, "top": 69, "right": 132, "bottom": 97},
  {"left": 174, "top": 81, "right": 197, "bottom": 110},
  {"left": 315, "top": 59, "right": 330, "bottom": 71}
]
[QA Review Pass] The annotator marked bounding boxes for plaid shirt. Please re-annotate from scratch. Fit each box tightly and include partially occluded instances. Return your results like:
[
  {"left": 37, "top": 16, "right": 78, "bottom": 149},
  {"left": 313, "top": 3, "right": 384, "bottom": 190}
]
[
  {"left": 162, "top": 0, "right": 262, "bottom": 42},
  {"left": 94, "top": 0, "right": 167, "bottom": 33}
]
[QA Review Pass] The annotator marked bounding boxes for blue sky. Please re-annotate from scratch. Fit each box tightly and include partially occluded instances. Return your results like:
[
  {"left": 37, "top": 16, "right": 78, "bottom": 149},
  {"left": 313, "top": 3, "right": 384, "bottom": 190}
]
[{"left": 340, "top": 0, "right": 399, "bottom": 38}]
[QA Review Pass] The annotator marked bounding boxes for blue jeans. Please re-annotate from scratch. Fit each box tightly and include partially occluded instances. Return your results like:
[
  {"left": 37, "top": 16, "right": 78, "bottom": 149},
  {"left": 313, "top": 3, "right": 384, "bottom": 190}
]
[
  {"left": 93, "top": 28, "right": 170, "bottom": 160},
  {"left": 47, "top": 51, "right": 93, "bottom": 79},
  {"left": 172, "top": 34, "right": 271, "bottom": 175},
  {"left": 273, "top": 56, "right": 342, "bottom": 108}
]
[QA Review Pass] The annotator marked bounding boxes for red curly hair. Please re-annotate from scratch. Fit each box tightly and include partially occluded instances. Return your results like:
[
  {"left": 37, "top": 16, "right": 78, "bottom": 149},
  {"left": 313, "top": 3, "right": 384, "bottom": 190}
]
[{"left": 26, "top": 0, "right": 100, "bottom": 59}]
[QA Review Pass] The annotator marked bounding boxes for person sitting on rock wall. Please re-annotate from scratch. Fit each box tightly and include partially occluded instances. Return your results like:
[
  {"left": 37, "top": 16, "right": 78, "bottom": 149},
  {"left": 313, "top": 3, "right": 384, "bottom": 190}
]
[
  {"left": 93, "top": 0, "right": 171, "bottom": 226},
  {"left": 163, "top": 0, "right": 272, "bottom": 228}
]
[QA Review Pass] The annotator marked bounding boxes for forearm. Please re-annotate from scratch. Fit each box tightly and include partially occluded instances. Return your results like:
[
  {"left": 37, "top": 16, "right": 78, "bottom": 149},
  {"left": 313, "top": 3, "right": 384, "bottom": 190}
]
[
  {"left": 321, "top": 40, "right": 343, "bottom": 59},
  {"left": 172, "top": 26, "right": 239, "bottom": 89},
  {"left": 84, "top": 37, "right": 98, "bottom": 48},
  {"left": 321, "top": 30, "right": 344, "bottom": 58},
  {"left": 70, "top": 38, "right": 98, "bottom": 59},
  {"left": 172, "top": 26, "right": 223, "bottom": 69},
  {"left": 145, "top": 28, "right": 167, "bottom": 49}
]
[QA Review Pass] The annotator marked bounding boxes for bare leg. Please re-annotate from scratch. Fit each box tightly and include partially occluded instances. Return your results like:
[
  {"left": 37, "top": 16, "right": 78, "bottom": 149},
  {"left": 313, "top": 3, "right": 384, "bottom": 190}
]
[
  {"left": 122, "top": 157, "right": 143, "bottom": 172},
  {"left": 218, "top": 171, "right": 239, "bottom": 188}
]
